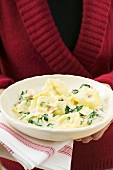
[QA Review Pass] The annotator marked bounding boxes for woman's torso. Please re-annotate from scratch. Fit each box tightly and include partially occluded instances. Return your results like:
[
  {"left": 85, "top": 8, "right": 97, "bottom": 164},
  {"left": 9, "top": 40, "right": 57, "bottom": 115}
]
[{"left": 1, "top": 0, "right": 113, "bottom": 170}]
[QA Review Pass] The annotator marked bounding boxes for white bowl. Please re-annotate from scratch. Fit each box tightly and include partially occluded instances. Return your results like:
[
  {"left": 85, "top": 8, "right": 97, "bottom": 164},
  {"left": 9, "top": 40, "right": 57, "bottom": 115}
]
[{"left": 0, "top": 74, "right": 113, "bottom": 141}]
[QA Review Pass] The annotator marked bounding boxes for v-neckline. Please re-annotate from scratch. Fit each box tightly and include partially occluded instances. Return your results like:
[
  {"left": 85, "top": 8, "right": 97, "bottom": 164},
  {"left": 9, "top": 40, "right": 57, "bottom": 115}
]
[
  {"left": 47, "top": 0, "right": 83, "bottom": 52},
  {"left": 16, "top": 0, "right": 111, "bottom": 76}
]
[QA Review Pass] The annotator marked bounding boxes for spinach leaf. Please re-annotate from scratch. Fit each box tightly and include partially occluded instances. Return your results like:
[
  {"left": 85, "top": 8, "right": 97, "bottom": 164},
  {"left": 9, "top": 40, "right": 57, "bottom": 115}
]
[
  {"left": 72, "top": 89, "right": 79, "bottom": 94},
  {"left": 80, "top": 84, "right": 90, "bottom": 89}
]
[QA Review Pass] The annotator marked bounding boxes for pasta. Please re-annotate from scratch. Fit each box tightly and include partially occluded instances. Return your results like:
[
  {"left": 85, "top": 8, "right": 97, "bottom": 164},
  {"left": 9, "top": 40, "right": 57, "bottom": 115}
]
[{"left": 12, "top": 78, "right": 106, "bottom": 129}]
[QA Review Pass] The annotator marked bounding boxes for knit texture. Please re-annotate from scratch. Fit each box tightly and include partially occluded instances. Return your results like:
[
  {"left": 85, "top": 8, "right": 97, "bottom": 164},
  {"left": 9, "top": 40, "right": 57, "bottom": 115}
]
[
  {"left": 0, "top": 0, "right": 113, "bottom": 170},
  {"left": 16, "top": 0, "right": 92, "bottom": 77}
]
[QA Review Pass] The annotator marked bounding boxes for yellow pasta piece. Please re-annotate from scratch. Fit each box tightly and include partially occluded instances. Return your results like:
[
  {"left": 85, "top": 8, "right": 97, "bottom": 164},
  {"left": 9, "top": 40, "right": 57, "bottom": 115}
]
[
  {"left": 42, "top": 78, "right": 68, "bottom": 95},
  {"left": 73, "top": 86, "right": 101, "bottom": 109},
  {"left": 29, "top": 100, "right": 37, "bottom": 112},
  {"left": 52, "top": 101, "right": 66, "bottom": 115},
  {"left": 12, "top": 106, "right": 18, "bottom": 113},
  {"left": 12, "top": 78, "right": 104, "bottom": 129},
  {"left": 33, "top": 95, "right": 39, "bottom": 100}
]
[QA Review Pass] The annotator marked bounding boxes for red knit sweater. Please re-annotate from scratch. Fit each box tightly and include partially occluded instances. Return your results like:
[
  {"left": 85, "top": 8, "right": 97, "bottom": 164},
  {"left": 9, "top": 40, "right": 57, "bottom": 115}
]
[{"left": 1, "top": 0, "right": 113, "bottom": 170}]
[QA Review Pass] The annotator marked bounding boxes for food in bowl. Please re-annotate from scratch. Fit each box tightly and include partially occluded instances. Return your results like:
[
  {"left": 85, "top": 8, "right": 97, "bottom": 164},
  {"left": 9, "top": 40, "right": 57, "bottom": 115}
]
[{"left": 12, "top": 78, "right": 106, "bottom": 129}]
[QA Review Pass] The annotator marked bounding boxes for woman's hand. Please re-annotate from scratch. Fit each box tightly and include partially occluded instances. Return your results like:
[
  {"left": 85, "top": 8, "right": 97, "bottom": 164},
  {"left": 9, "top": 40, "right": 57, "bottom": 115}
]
[
  {"left": 0, "top": 89, "right": 5, "bottom": 95},
  {"left": 77, "top": 122, "right": 111, "bottom": 143},
  {"left": 80, "top": 83, "right": 112, "bottom": 143}
]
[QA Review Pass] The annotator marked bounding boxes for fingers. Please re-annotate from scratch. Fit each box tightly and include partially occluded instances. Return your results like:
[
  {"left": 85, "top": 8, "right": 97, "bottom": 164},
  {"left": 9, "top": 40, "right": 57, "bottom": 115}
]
[
  {"left": 76, "top": 122, "right": 111, "bottom": 143},
  {"left": 81, "top": 136, "right": 93, "bottom": 143},
  {"left": 76, "top": 139, "right": 81, "bottom": 142},
  {"left": 92, "top": 122, "right": 111, "bottom": 140},
  {"left": 76, "top": 136, "right": 93, "bottom": 143},
  {"left": 0, "top": 88, "right": 5, "bottom": 95}
]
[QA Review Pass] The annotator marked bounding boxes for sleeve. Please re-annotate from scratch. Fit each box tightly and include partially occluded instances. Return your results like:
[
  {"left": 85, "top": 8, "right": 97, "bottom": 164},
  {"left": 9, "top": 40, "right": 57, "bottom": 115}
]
[
  {"left": 0, "top": 74, "right": 14, "bottom": 89},
  {"left": 94, "top": 71, "right": 113, "bottom": 89},
  {"left": 0, "top": 39, "right": 14, "bottom": 89}
]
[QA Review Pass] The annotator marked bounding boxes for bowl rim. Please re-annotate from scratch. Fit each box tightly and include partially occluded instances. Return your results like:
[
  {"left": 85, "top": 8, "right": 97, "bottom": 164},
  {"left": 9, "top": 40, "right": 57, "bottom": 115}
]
[{"left": 0, "top": 74, "right": 113, "bottom": 133}]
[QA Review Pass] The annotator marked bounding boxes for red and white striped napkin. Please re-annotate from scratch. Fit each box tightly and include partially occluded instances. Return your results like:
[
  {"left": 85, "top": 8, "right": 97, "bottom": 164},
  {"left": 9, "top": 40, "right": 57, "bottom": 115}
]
[{"left": 0, "top": 112, "right": 73, "bottom": 170}]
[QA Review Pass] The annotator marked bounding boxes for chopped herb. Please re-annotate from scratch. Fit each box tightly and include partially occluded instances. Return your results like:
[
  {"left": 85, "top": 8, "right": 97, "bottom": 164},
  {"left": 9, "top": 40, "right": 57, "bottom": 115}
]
[
  {"left": 28, "top": 119, "right": 34, "bottom": 124},
  {"left": 18, "top": 111, "right": 23, "bottom": 114},
  {"left": 47, "top": 123, "right": 54, "bottom": 127},
  {"left": 33, "top": 121, "right": 42, "bottom": 126},
  {"left": 46, "top": 104, "right": 51, "bottom": 109},
  {"left": 19, "top": 96, "right": 23, "bottom": 102},
  {"left": 21, "top": 91, "right": 25, "bottom": 95},
  {"left": 80, "top": 84, "right": 90, "bottom": 89},
  {"left": 19, "top": 111, "right": 30, "bottom": 115},
  {"left": 65, "top": 105, "right": 83, "bottom": 114},
  {"left": 53, "top": 114, "right": 57, "bottom": 117},
  {"left": 87, "top": 111, "right": 99, "bottom": 125},
  {"left": 88, "top": 111, "right": 98, "bottom": 119},
  {"left": 58, "top": 99, "right": 64, "bottom": 101},
  {"left": 75, "top": 105, "right": 83, "bottom": 112},
  {"left": 19, "top": 90, "right": 33, "bottom": 102},
  {"left": 65, "top": 106, "right": 74, "bottom": 114},
  {"left": 80, "top": 120, "right": 84, "bottom": 125},
  {"left": 72, "top": 89, "right": 79, "bottom": 94},
  {"left": 40, "top": 101, "right": 45, "bottom": 107},
  {"left": 100, "top": 108, "right": 104, "bottom": 112},
  {"left": 65, "top": 106, "right": 70, "bottom": 114},
  {"left": 43, "top": 114, "right": 48, "bottom": 121},
  {"left": 28, "top": 120, "right": 42, "bottom": 126},
  {"left": 87, "top": 119, "right": 92, "bottom": 125},
  {"left": 20, "top": 115, "right": 26, "bottom": 120},
  {"left": 38, "top": 117, "right": 43, "bottom": 122},
  {"left": 25, "top": 97, "right": 33, "bottom": 102},
  {"left": 25, "top": 112, "right": 30, "bottom": 115},
  {"left": 67, "top": 117, "right": 70, "bottom": 120},
  {"left": 19, "top": 90, "right": 28, "bottom": 102},
  {"left": 79, "top": 112, "right": 85, "bottom": 117}
]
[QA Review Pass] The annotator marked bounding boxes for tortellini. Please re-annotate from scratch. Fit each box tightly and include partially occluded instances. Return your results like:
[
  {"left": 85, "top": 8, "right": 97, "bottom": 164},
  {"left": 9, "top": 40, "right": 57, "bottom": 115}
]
[
  {"left": 42, "top": 78, "right": 68, "bottom": 95},
  {"left": 72, "top": 86, "right": 101, "bottom": 109},
  {"left": 12, "top": 78, "right": 106, "bottom": 129}
]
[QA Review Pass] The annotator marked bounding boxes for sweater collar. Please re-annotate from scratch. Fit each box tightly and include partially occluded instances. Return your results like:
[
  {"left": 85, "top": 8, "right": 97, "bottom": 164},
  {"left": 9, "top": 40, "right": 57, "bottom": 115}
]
[{"left": 16, "top": 0, "right": 111, "bottom": 75}]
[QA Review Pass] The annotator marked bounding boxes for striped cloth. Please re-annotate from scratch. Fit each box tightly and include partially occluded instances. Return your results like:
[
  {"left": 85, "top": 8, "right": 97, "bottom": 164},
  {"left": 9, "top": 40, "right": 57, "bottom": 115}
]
[{"left": 0, "top": 113, "right": 73, "bottom": 170}]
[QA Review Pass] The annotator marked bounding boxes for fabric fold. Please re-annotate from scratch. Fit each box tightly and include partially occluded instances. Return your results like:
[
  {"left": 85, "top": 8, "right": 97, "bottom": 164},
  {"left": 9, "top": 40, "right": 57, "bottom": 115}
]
[{"left": 0, "top": 113, "right": 73, "bottom": 170}]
